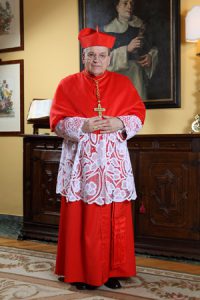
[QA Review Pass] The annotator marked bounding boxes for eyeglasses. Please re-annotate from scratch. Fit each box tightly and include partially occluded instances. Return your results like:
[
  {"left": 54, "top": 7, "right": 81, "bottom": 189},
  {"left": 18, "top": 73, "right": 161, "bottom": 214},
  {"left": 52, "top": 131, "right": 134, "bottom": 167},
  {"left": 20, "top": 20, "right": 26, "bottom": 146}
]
[{"left": 86, "top": 53, "right": 109, "bottom": 62}]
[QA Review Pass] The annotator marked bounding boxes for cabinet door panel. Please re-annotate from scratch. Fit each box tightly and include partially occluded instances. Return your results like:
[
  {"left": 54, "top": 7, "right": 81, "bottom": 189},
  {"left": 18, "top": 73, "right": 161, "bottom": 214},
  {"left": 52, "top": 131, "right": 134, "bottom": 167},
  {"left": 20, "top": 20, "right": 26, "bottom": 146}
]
[
  {"left": 135, "top": 152, "right": 198, "bottom": 240},
  {"left": 32, "top": 149, "right": 61, "bottom": 225}
]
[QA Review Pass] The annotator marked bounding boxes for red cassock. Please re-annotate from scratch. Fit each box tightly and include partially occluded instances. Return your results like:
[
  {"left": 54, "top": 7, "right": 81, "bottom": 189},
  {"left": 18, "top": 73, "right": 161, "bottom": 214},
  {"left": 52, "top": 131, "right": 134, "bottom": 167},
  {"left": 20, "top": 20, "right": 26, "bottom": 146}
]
[{"left": 50, "top": 70, "right": 146, "bottom": 286}]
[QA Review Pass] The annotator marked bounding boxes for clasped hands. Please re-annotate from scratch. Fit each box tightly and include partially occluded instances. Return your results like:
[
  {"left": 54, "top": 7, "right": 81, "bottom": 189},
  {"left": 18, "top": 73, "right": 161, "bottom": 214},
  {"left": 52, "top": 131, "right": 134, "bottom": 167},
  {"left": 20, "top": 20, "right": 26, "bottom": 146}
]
[{"left": 82, "top": 116, "right": 124, "bottom": 134}]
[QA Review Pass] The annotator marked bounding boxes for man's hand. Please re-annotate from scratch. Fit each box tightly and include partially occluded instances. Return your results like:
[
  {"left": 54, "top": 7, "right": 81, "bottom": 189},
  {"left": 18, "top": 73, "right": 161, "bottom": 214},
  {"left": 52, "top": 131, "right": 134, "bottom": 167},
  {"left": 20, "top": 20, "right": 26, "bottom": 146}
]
[
  {"left": 82, "top": 117, "right": 102, "bottom": 133},
  {"left": 127, "top": 37, "right": 143, "bottom": 53},
  {"left": 99, "top": 116, "right": 124, "bottom": 133},
  {"left": 82, "top": 116, "right": 124, "bottom": 133},
  {"left": 137, "top": 54, "right": 152, "bottom": 67}
]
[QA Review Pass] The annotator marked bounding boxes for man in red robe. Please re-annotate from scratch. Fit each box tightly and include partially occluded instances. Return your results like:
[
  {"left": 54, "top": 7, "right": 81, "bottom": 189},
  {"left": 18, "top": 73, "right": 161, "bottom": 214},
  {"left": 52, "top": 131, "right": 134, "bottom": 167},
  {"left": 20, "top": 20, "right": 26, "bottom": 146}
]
[{"left": 50, "top": 27, "right": 146, "bottom": 290}]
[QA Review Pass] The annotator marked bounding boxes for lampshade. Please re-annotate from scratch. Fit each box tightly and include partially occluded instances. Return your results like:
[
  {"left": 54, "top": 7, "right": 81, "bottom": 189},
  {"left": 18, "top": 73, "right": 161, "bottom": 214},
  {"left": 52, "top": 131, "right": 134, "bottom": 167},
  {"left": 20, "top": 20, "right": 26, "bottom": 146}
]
[{"left": 185, "top": 6, "right": 200, "bottom": 42}]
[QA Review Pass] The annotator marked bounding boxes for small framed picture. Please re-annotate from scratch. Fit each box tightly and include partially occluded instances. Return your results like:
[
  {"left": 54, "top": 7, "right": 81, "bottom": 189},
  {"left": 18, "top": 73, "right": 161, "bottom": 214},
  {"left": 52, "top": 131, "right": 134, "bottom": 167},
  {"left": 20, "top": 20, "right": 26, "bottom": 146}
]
[
  {"left": 0, "top": 0, "right": 24, "bottom": 53},
  {"left": 0, "top": 59, "right": 24, "bottom": 135}
]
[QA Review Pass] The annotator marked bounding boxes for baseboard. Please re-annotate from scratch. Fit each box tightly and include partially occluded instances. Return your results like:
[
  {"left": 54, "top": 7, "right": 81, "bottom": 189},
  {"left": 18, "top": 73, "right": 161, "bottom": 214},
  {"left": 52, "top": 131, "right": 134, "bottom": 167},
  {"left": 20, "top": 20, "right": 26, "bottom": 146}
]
[{"left": 0, "top": 214, "right": 23, "bottom": 238}]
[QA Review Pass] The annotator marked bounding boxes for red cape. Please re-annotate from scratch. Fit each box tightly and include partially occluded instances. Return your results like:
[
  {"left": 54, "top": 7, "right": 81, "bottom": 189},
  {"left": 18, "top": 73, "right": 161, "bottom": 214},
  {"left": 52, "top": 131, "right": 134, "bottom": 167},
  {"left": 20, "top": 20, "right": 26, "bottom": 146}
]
[{"left": 50, "top": 70, "right": 145, "bottom": 131}]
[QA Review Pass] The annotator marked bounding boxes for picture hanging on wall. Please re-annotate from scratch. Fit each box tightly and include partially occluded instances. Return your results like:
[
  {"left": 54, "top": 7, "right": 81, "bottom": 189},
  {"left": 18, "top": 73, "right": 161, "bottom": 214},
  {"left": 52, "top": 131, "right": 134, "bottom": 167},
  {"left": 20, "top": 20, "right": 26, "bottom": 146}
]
[
  {"left": 0, "top": 0, "right": 24, "bottom": 53},
  {"left": 0, "top": 59, "right": 24, "bottom": 135},
  {"left": 79, "top": 0, "right": 181, "bottom": 109}
]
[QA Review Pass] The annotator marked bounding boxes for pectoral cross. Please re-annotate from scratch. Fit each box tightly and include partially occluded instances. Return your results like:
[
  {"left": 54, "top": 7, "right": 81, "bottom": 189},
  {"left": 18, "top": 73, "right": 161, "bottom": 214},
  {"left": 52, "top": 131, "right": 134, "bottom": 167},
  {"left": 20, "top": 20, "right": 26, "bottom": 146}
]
[
  {"left": 93, "top": 78, "right": 106, "bottom": 117},
  {"left": 94, "top": 103, "right": 106, "bottom": 117}
]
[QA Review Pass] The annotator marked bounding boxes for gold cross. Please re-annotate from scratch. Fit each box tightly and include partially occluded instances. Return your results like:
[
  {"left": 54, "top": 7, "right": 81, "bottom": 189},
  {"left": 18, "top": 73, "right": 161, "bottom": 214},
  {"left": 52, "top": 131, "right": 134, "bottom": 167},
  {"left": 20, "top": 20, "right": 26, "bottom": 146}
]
[{"left": 94, "top": 103, "right": 106, "bottom": 117}]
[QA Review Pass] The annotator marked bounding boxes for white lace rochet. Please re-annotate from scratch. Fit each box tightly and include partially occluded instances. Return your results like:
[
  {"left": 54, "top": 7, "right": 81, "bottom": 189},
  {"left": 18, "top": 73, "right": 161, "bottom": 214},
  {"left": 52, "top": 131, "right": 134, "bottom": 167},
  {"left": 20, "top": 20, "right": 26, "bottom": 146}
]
[{"left": 55, "top": 115, "right": 142, "bottom": 205}]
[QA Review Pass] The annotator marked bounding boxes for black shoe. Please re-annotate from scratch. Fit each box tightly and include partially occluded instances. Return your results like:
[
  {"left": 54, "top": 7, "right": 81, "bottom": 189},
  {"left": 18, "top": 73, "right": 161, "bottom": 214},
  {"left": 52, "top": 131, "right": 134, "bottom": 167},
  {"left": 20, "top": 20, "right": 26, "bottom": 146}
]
[
  {"left": 71, "top": 282, "right": 97, "bottom": 290},
  {"left": 71, "top": 282, "right": 88, "bottom": 290},
  {"left": 58, "top": 276, "right": 65, "bottom": 282},
  {"left": 104, "top": 277, "right": 122, "bottom": 289},
  {"left": 85, "top": 283, "right": 98, "bottom": 290}
]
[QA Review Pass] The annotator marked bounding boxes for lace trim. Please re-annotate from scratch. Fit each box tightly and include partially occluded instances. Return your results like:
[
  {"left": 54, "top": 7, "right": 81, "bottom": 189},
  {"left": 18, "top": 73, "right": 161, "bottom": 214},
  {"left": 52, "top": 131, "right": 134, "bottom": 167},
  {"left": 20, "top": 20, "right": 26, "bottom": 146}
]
[
  {"left": 55, "top": 117, "right": 85, "bottom": 141},
  {"left": 118, "top": 115, "right": 142, "bottom": 140}
]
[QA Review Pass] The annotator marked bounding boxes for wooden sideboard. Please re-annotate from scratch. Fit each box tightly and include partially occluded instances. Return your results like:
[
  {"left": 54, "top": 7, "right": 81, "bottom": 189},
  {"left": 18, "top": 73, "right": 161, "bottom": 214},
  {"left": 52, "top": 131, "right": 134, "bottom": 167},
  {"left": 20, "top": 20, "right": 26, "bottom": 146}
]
[{"left": 20, "top": 134, "right": 200, "bottom": 260}]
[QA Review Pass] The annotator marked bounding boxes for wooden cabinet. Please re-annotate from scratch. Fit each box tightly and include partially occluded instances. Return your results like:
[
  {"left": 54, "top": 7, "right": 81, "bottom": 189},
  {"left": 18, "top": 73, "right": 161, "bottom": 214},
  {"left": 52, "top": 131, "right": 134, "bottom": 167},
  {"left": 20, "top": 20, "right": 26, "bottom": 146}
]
[
  {"left": 20, "top": 134, "right": 200, "bottom": 260},
  {"left": 128, "top": 135, "right": 200, "bottom": 260},
  {"left": 20, "top": 135, "right": 62, "bottom": 242}
]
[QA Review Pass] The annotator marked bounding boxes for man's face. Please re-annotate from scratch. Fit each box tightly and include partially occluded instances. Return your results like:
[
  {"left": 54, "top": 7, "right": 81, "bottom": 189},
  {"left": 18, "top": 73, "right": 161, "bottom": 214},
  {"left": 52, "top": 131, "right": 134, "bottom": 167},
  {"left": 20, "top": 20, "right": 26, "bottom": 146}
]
[
  {"left": 82, "top": 46, "right": 111, "bottom": 76},
  {"left": 116, "top": 0, "right": 134, "bottom": 21}
]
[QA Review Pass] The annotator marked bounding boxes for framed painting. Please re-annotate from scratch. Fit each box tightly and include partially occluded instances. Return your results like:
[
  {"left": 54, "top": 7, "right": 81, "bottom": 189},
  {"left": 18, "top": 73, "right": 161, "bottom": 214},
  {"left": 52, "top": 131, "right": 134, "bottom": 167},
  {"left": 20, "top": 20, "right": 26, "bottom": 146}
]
[
  {"left": 0, "top": 59, "right": 24, "bottom": 135},
  {"left": 0, "top": 0, "right": 24, "bottom": 53},
  {"left": 79, "top": 0, "right": 180, "bottom": 109}
]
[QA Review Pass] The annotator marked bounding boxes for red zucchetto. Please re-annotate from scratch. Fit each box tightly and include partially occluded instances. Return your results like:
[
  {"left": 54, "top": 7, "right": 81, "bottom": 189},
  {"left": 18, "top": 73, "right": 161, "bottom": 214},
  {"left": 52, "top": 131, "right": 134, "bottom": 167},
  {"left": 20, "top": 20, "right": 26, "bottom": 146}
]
[{"left": 78, "top": 27, "right": 116, "bottom": 49}]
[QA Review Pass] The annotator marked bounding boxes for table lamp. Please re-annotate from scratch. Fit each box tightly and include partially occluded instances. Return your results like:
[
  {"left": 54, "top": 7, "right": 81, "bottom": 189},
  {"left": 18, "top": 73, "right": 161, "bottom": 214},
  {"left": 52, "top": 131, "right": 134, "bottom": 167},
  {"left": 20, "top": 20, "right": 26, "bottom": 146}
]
[{"left": 185, "top": 6, "right": 200, "bottom": 133}]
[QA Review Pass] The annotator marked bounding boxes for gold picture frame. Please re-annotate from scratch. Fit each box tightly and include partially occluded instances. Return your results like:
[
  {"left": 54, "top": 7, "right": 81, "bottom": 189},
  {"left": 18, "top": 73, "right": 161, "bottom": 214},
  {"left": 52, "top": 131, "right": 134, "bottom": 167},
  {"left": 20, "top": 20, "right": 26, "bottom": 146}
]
[
  {"left": 0, "top": 0, "right": 24, "bottom": 53},
  {"left": 0, "top": 59, "right": 24, "bottom": 136}
]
